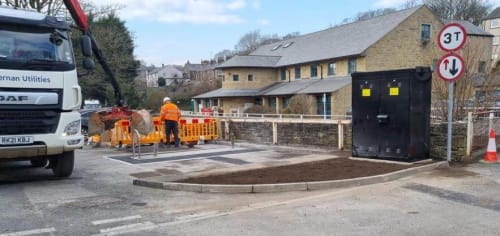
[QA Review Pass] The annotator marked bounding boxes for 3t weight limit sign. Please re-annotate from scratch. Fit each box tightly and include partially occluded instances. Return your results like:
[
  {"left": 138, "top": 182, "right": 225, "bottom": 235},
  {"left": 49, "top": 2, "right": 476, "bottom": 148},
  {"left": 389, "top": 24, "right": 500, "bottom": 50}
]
[{"left": 438, "top": 23, "right": 467, "bottom": 52}]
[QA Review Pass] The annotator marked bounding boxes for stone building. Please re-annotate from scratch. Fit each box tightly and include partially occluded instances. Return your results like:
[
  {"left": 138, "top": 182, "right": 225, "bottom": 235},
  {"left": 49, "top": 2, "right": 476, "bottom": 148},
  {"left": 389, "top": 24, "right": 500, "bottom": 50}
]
[
  {"left": 145, "top": 65, "right": 184, "bottom": 88},
  {"left": 183, "top": 61, "right": 219, "bottom": 82},
  {"left": 194, "top": 5, "right": 492, "bottom": 115},
  {"left": 482, "top": 7, "right": 500, "bottom": 66}
]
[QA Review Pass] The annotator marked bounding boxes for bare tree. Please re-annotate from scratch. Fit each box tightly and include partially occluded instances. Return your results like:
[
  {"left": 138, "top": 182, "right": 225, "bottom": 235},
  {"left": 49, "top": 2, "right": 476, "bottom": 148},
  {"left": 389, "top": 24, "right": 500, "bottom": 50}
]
[
  {"left": 432, "top": 38, "right": 493, "bottom": 121},
  {"left": 260, "top": 33, "right": 282, "bottom": 45},
  {"left": 356, "top": 8, "right": 398, "bottom": 21},
  {"left": 0, "top": 0, "right": 65, "bottom": 16},
  {"left": 424, "top": 0, "right": 492, "bottom": 25},
  {"left": 402, "top": 0, "right": 421, "bottom": 9},
  {"left": 234, "top": 30, "right": 262, "bottom": 55},
  {"left": 0, "top": 0, "right": 123, "bottom": 20},
  {"left": 283, "top": 32, "right": 300, "bottom": 40},
  {"left": 234, "top": 30, "right": 302, "bottom": 55},
  {"left": 282, "top": 94, "right": 317, "bottom": 115},
  {"left": 214, "top": 49, "right": 234, "bottom": 61}
]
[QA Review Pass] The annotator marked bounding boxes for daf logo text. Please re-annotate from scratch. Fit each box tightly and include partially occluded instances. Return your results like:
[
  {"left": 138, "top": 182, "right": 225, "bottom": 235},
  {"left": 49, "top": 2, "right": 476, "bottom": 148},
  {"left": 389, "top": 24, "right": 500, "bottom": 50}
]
[{"left": 0, "top": 95, "right": 28, "bottom": 102}]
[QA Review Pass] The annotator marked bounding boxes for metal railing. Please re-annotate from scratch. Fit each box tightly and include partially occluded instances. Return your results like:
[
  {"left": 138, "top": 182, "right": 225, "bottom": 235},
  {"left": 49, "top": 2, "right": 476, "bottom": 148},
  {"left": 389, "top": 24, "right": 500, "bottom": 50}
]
[{"left": 181, "top": 111, "right": 352, "bottom": 121}]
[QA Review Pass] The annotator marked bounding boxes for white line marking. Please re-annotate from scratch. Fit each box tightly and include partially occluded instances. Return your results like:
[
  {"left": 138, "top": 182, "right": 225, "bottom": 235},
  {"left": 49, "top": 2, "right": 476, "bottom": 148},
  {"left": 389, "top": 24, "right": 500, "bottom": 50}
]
[
  {"left": 174, "top": 211, "right": 219, "bottom": 221},
  {"left": 91, "top": 215, "right": 142, "bottom": 225},
  {"left": 157, "top": 183, "right": 396, "bottom": 228},
  {"left": 92, "top": 223, "right": 157, "bottom": 236},
  {"left": 163, "top": 206, "right": 206, "bottom": 215},
  {"left": 98, "top": 222, "right": 155, "bottom": 234},
  {"left": 0, "top": 227, "right": 56, "bottom": 236}
]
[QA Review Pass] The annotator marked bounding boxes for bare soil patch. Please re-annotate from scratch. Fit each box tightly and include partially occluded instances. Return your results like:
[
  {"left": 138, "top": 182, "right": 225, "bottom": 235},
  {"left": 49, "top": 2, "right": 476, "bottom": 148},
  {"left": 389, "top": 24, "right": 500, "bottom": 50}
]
[{"left": 178, "top": 157, "right": 428, "bottom": 185}]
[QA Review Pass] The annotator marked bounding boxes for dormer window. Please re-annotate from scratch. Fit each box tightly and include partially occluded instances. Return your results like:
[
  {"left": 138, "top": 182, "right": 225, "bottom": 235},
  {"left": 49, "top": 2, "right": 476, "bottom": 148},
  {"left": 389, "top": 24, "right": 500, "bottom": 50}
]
[{"left": 282, "top": 42, "right": 294, "bottom": 48}]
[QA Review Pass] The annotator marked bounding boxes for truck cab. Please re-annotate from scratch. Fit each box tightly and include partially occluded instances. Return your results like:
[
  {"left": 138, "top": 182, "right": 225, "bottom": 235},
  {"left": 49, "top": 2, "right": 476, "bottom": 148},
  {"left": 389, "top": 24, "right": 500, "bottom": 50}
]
[{"left": 0, "top": 7, "right": 84, "bottom": 177}]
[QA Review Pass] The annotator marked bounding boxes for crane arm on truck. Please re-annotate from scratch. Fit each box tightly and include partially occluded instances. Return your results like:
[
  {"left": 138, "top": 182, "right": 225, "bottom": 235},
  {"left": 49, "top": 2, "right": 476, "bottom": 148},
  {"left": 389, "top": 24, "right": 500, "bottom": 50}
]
[{"left": 63, "top": 0, "right": 123, "bottom": 107}]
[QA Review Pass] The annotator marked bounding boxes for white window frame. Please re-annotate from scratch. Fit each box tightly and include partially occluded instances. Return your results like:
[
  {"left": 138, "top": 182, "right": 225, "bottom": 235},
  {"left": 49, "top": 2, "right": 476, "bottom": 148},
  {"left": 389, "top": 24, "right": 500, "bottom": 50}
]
[
  {"left": 493, "top": 36, "right": 500, "bottom": 46},
  {"left": 491, "top": 19, "right": 500, "bottom": 28},
  {"left": 421, "top": 23, "right": 431, "bottom": 41}
]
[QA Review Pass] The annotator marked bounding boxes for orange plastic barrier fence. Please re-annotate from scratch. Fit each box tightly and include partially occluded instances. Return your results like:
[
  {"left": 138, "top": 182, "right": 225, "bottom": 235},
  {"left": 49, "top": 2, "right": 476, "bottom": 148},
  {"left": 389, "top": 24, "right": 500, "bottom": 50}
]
[{"left": 110, "top": 117, "right": 219, "bottom": 147}]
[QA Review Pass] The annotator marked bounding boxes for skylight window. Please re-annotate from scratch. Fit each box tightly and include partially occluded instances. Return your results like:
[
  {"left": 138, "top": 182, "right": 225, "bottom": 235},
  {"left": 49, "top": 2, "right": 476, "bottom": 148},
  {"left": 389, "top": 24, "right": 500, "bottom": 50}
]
[
  {"left": 282, "top": 42, "right": 294, "bottom": 48},
  {"left": 271, "top": 45, "right": 281, "bottom": 51}
]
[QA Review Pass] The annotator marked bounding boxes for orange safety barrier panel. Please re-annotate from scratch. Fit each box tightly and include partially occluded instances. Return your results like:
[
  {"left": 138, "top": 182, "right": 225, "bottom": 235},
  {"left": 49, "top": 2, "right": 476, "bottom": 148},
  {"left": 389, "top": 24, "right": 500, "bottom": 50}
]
[{"left": 109, "top": 116, "right": 219, "bottom": 147}]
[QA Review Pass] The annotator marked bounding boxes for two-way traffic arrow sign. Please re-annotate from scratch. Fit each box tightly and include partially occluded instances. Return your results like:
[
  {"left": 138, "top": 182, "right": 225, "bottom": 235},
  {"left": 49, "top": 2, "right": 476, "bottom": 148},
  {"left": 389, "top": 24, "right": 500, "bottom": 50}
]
[
  {"left": 437, "top": 53, "right": 464, "bottom": 82},
  {"left": 437, "top": 23, "right": 467, "bottom": 83}
]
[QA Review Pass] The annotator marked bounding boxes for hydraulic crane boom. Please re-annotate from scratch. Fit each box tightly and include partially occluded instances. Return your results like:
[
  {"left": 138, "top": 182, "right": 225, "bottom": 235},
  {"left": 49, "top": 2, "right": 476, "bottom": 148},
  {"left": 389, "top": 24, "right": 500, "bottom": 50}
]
[{"left": 63, "top": 0, "right": 123, "bottom": 107}]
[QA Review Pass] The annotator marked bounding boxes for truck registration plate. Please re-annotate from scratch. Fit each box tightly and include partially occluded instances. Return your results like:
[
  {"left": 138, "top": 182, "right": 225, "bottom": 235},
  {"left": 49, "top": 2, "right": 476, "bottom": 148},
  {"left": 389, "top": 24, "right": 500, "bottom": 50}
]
[{"left": 0, "top": 136, "right": 34, "bottom": 145}]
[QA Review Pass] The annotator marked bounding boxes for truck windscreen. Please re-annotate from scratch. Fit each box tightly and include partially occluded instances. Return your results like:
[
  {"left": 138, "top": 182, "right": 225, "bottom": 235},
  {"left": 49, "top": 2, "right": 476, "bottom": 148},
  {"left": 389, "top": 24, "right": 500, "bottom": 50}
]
[{"left": 0, "top": 25, "right": 75, "bottom": 71}]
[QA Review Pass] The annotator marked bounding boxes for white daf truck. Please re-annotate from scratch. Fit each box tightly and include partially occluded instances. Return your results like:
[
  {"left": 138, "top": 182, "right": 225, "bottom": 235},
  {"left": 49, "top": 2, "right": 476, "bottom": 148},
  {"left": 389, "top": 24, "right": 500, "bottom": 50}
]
[{"left": 0, "top": 7, "right": 94, "bottom": 177}]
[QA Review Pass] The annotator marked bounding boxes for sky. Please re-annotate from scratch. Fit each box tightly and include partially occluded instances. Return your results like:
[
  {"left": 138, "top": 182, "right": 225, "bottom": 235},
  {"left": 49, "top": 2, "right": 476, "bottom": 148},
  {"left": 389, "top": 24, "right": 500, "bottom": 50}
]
[{"left": 88, "top": 0, "right": 500, "bottom": 67}]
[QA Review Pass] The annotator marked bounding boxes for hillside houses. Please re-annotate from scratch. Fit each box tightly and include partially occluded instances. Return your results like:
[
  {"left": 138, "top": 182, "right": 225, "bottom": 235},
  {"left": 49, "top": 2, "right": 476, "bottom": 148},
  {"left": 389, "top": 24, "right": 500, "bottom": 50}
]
[
  {"left": 136, "top": 61, "right": 224, "bottom": 89},
  {"left": 193, "top": 5, "right": 492, "bottom": 116}
]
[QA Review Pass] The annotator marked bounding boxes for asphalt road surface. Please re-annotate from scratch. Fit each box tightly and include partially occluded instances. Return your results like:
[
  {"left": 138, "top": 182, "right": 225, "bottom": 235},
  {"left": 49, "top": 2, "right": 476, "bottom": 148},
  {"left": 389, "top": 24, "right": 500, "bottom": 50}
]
[{"left": 1, "top": 145, "right": 500, "bottom": 236}]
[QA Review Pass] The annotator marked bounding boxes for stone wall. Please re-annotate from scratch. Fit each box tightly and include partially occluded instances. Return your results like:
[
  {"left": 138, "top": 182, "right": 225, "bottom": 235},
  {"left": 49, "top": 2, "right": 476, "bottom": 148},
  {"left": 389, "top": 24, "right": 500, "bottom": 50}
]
[
  {"left": 221, "top": 119, "right": 470, "bottom": 161},
  {"left": 276, "top": 123, "right": 338, "bottom": 147},
  {"left": 226, "top": 121, "right": 274, "bottom": 145},
  {"left": 430, "top": 123, "right": 468, "bottom": 161},
  {"left": 221, "top": 120, "right": 348, "bottom": 149}
]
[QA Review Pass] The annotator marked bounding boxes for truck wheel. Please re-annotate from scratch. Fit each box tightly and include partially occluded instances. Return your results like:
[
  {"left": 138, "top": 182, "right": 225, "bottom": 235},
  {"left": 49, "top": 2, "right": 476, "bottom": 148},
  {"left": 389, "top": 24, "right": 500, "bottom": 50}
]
[
  {"left": 51, "top": 151, "right": 74, "bottom": 177},
  {"left": 30, "top": 159, "right": 48, "bottom": 167}
]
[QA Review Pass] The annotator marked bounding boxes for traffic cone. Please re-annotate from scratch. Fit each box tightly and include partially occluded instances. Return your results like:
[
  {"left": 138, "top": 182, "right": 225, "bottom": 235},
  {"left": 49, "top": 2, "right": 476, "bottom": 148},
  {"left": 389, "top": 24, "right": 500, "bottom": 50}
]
[{"left": 483, "top": 129, "right": 498, "bottom": 163}]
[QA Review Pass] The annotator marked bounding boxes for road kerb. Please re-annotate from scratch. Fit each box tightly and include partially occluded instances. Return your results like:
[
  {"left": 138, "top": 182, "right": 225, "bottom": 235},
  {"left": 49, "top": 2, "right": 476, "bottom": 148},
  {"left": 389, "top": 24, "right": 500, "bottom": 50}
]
[
  {"left": 133, "top": 179, "right": 163, "bottom": 189},
  {"left": 252, "top": 182, "right": 307, "bottom": 193},
  {"left": 163, "top": 182, "right": 202, "bottom": 192},
  {"left": 201, "top": 184, "right": 253, "bottom": 193},
  {"left": 134, "top": 161, "right": 448, "bottom": 193}
]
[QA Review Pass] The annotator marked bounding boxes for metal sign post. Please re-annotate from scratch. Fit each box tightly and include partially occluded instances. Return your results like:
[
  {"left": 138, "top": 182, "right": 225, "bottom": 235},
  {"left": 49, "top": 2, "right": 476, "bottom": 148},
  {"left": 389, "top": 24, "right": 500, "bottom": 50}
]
[
  {"left": 437, "top": 23, "right": 467, "bottom": 162},
  {"left": 447, "top": 82, "right": 453, "bottom": 161}
]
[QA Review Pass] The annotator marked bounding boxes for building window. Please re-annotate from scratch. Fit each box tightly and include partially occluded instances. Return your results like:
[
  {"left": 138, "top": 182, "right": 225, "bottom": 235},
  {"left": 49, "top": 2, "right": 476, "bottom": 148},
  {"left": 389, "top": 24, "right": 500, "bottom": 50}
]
[
  {"left": 348, "top": 59, "right": 357, "bottom": 74},
  {"left": 212, "top": 99, "right": 218, "bottom": 106},
  {"left": 494, "top": 36, "right": 500, "bottom": 46},
  {"left": 255, "top": 98, "right": 262, "bottom": 105},
  {"left": 204, "top": 99, "right": 210, "bottom": 108},
  {"left": 232, "top": 74, "right": 239, "bottom": 81},
  {"left": 328, "top": 62, "right": 336, "bottom": 76},
  {"left": 268, "top": 97, "right": 276, "bottom": 111},
  {"left": 316, "top": 94, "right": 331, "bottom": 116},
  {"left": 280, "top": 68, "right": 287, "bottom": 80},
  {"left": 248, "top": 74, "right": 254, "bottom": 81},
  {"left": 310, "top": 64, "right": 318, "bottom": 78},
  {"left": 295, "top": 66, "right": 301, "bottom": 79},
  {"left": 421, "top": 24, "right": 431, "bottom": 42},
  {"left": 491, "top": 19, "right": 500, "bottom": 28},
  {"left": 282, "top": 97, "right": 290, "bottom": 108},
  {"left": 479, "top": 61, "right": 486, "bottom": 73},
  {"left": 222, "top": 75, "right": 225, "bottom": 82}
]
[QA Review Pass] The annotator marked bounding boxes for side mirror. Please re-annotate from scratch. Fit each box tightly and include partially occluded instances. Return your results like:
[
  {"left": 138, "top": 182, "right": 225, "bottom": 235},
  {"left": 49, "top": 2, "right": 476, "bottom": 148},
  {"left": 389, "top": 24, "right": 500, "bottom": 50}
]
[
  {"left": 81, "top": 35, "right": 92, "bottom": 57},
  {"left": 83, "top": 57, "right": 95, "bottom": 70}
]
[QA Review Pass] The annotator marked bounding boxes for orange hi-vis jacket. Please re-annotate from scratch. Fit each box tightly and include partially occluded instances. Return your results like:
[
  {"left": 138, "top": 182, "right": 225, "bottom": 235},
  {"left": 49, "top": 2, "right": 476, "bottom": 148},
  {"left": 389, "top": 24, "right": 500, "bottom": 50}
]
[{"left": 160, "top": 102, "right": 181, "bottom": 122}]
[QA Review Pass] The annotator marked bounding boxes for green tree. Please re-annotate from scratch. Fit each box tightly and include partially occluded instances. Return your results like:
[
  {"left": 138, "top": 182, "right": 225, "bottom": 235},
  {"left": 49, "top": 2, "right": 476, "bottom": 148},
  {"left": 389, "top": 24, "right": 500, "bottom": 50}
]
[
  {"left": 73, "top": 13, "right": 140, "bottom": 108},
  {"left": 4, "top": 0, "right": 140, "bottom": 107},
  {"left": 158, "top": 77, "right": 166, "bottom": 87}
]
